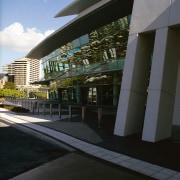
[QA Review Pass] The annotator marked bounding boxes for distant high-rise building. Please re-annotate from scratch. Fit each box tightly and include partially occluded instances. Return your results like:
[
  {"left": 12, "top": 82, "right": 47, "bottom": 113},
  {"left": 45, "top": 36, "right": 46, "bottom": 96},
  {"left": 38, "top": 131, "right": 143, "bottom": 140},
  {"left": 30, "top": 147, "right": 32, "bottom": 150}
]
[
  {"left": 28, "top": 58, "right": 42, "bottom": 84},
  {"left": 2, "top": 63, "right": 14, "bottom": 82},
  {"left": 2, "top": 57, "right": 41, "bottom": 89},
  {"left": 14, "top": 58, "right": 29, "bottom": 86}
]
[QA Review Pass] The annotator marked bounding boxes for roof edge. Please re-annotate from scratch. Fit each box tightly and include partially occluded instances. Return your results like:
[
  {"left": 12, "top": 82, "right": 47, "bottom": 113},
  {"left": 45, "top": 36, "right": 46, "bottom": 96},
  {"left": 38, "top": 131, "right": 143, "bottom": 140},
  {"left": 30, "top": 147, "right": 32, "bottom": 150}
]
[{"left": 54, "top": 0, "right": 102, "bottom": 18}]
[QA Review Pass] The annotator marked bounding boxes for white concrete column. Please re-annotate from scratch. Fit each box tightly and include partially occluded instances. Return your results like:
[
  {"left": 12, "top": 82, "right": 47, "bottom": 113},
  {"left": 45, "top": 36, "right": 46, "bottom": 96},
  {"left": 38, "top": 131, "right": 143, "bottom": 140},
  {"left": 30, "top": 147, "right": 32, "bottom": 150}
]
[
  {"left": 142, "top": 27, "right": 179, "bottom": 142},
  {"left": 114, "top": 33, "right": 153, "bottom": 136}
]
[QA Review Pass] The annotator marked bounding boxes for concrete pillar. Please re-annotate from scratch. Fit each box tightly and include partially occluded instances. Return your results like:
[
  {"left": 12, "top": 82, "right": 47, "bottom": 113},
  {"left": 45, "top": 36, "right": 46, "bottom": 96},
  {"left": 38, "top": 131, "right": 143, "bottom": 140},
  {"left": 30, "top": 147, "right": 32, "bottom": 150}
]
[
  {"left": 33, "top": 102, "right": 36, "bottom": 114},
  {"left": 58, "top": 104, "right": 61, "bottom": 119},
  {"left": 142, "top": 28, "right": 179, "bottom": 142},
  {"left": 43, "top": 103, "right": 45, "bottom": 116},
  {"left": 50, "top": 104, "right": 52, "bottom": 117},
  {"left": 98, "top": 86, "right": 103, "bottom": 105},
  {"left": 37, "top": 102, "right": 39, "bottom": 115},
  {"left": 24, "top": 99, "right": 26, "bottom": 108},
  {"left": 98, "top": 107, "right": 103, "bottom": 128},
  {"left": 113, "top": 72, "right": 118, "bottom": 106},
  {"left": 31, "top": 100, "right": 33, "bottom": 112},
  {"left": 82, "top": 106, "right": 86, "bottom": 123},
  {"left": 69, "top": 105, "right": 72, "bottom": 121},
  {"left": 114, "top": 33, "right": 154, "bottom": 136},
  {"left": 173, "top": 62, "right": 180, "bottom": 125}
]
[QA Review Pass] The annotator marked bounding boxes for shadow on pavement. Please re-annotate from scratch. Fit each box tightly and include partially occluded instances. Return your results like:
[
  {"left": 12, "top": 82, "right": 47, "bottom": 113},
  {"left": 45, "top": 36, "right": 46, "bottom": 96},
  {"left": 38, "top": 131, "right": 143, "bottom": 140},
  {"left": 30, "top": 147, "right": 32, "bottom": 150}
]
[
  {"left": 33, "top": 109, "right": 180, "bottom": 172},
  {"left": 0, "top": 121, "right": 69, "bottom": 180}
]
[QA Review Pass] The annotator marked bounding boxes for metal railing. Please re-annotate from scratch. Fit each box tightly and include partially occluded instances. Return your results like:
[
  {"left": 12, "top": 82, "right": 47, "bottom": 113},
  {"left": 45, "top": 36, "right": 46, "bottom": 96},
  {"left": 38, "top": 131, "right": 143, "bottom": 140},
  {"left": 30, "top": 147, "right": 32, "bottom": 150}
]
[{"left": 46, "top": 59, "right": 125, "bottom": 80}]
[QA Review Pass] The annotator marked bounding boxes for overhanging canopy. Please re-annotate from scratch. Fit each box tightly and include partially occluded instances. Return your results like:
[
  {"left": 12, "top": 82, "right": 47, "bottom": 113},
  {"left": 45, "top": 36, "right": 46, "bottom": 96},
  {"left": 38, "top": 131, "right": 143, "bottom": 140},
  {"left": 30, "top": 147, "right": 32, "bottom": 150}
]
[
  {"left": 26, "top": 0, "right": 133, "bottom": 59},
  {"left": 54, "top": 0, "right": 102, "bottom": 17}
]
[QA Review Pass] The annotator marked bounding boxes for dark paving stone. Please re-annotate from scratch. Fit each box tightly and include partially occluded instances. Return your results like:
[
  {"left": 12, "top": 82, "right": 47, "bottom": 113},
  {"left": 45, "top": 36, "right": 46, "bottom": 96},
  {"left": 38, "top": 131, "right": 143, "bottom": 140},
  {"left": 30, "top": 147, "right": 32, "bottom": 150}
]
[
  {"left": 0, "top": 121, "right": 69, "bottom": 180},
  {"left": 59, "top": 109, "right": 180, "bottom": 172}
]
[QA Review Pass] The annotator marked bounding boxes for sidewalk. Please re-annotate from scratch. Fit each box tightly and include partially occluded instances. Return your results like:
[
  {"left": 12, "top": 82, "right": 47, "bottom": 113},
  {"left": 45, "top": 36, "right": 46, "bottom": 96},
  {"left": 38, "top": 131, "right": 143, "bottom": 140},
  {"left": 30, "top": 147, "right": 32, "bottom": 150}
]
[{"left": 0, "top": 108, "right": 180, "bottom": 179}]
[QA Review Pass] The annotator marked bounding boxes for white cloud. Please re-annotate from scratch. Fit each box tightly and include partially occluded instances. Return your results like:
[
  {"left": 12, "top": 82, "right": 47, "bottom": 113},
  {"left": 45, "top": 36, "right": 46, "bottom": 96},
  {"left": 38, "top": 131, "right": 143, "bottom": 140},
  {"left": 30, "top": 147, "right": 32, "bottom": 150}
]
[{"left": 0, "top": 22, "right": 54, "bottom": 52}]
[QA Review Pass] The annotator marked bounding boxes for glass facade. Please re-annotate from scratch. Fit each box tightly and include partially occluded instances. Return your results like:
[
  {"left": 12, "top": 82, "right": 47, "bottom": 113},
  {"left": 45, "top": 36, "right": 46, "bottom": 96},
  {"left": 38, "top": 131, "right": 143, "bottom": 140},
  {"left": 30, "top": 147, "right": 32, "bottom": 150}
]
[{"left": 42, "top": 15, "right": 130, "bottom": 106}]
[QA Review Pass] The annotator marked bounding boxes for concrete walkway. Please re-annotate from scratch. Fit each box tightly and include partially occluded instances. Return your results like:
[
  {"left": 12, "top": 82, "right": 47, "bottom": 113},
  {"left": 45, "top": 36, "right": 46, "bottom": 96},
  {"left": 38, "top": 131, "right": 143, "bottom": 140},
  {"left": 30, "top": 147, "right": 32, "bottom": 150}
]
[
  {"left": 0, "top": 108, "right": 180, "bottom": 180},
  {"left": 10, "top": 153, "right": 148, "bottom": 180}
]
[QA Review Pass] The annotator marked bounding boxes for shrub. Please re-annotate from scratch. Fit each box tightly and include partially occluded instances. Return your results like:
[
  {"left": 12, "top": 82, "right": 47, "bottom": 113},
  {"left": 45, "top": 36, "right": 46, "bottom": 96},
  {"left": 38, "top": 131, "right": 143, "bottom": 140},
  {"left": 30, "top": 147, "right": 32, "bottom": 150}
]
[
  {"left": 0, "top": 89, "right": 26, "bottom": 98},
  {"left": 0, "top": 105, "right": 29, "bottom": 113}
]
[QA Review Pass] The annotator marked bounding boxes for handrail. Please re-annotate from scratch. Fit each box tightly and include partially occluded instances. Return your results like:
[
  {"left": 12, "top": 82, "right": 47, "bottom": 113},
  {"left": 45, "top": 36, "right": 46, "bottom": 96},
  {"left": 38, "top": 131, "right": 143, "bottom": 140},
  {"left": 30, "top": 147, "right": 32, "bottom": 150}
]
[{"left": 51, "top": 59, "right": 125, "bottom": 80}]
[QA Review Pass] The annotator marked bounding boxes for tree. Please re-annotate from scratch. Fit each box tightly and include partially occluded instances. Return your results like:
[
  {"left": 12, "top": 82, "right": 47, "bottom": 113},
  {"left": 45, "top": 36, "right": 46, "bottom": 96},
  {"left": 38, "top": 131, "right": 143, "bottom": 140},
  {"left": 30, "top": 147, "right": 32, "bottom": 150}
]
[{"left": 3, "top": 82, "right": 16, "bottom": 90}]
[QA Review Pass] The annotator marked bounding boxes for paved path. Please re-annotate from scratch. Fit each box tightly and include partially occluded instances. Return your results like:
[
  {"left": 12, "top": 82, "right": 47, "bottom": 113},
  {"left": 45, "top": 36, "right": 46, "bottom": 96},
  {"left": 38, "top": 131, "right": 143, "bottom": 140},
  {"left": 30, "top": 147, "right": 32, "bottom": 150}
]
[
  {"left": 0, "top": 116, "right": 148, "bottom": 180},
  {"left": 1, "top": 108, "right": 180, "bottom": 180},
  {"left": 11, "top": 153, "right": 148, "bottom": 180}
]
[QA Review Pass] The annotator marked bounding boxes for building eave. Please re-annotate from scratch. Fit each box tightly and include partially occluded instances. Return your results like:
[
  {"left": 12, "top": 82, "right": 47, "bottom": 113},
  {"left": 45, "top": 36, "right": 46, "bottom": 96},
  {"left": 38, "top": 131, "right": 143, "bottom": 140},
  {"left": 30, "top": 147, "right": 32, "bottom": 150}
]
[
  {"left": 26, "top": 0, "right": 133, "bottom": 59},
  {"left": 54, "top": 0, "right": 102, "bottom": 17}
]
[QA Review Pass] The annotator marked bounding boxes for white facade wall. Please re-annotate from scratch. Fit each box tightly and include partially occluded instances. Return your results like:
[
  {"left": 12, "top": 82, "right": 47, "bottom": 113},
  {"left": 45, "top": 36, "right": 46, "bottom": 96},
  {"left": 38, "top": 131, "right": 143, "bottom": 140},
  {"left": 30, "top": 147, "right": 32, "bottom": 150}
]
[
  {"left": 29, "top": 59, "right": 41, "bottom": 84},
  {"left": 26, "top": 61, "right": 30, "bottom": 86},
  {"left": 14, "top": 58, "right": 28, "bottom": 87},
  {"left": 114, "top": 0, "right": 180, "bottom": 142}
]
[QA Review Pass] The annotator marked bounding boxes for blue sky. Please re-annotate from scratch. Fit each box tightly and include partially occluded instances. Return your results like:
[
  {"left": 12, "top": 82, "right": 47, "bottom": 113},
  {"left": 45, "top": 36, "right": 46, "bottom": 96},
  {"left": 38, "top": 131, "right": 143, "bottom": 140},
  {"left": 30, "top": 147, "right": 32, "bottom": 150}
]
[{"left": 0, "top": 0, "right": 75, "bottom": 72}]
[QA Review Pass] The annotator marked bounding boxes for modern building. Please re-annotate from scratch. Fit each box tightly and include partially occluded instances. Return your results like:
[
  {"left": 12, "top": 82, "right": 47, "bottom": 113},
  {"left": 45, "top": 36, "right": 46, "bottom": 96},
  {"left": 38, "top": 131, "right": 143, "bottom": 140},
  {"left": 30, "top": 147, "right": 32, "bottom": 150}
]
[
  {"left": 26, "top": 0, "right": 180, "bottom": 142},
  {"left": 2, "top": 64, "right": 14, "bottom": 82},
  {"left": 114, "top": 0, "right": 180, "bottom": 142},
  {"left": 27, "top": 0, "right": 133, "bottom": 103},
  {"left": 2, "top": 57, "right": 42, "bottom": 91}
]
